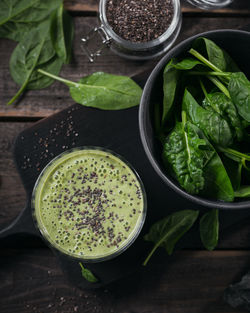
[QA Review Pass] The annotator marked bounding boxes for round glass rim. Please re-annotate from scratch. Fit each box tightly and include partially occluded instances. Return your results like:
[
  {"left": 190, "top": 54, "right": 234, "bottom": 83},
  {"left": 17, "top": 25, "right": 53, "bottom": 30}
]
[
  {"left": 186, "top": 0, "right": 233, "bottom": 9},
  {"left": 99, "top": 0, "right": 181, "bottom": 50},
  {"left": 31, "top": 146, "right": 147, "bottom": 263}
]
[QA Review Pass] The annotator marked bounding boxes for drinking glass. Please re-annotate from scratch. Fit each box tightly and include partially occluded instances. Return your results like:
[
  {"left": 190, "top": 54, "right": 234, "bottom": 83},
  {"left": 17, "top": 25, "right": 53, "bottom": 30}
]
[
  {"left": 32, "top": 146, "right": 147, "bottom": 263},
  {"left": 186, "top": 0, "right": 233, "bottom": 10}
]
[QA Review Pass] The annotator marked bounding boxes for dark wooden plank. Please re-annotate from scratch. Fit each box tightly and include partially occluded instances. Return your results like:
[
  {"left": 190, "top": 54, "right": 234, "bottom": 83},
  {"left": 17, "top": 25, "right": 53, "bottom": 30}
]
[
  {"left": 0, "top": 249, "right": 249, "bottom": 313},
  {"left": 0, "top": 122, "right": 33, "bottom": 229},
  {"left": 64, "top": 0, "right": 250, "bottom": 14},
  {"left": 1, "top": 16, "right": 250, "bottom": 118}
]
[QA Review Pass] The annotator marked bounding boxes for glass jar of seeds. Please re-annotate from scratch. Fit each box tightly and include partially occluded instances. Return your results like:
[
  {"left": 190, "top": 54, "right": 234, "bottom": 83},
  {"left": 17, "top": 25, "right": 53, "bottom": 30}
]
[
  {"left": 186, "top": 0, "right": 233, "bottom": 10},
  {"left": 81, "top": 0, "right": 182, "bottom": 62}
]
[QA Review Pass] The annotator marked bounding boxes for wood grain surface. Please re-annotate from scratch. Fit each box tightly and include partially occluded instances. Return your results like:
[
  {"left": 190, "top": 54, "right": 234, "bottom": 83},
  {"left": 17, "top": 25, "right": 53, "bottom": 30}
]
[
  {"left": 1, "top": 1, "right": 250, "bottom": 313},
  {"left": 64, "top": 0, "right": 250, "bottom": 14},
  {"left": 1, "top": 16, "right": 250, "bottom": 118},
  {"left": 0, "top": 249, "right": 249, "bottom": 313}
]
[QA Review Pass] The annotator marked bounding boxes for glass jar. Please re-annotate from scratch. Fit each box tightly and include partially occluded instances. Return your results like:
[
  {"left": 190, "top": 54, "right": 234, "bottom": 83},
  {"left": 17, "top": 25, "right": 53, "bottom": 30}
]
[
  {"left": 186, "top": 0, "right": 233, "bottom": 10},
  {"left": 81, "top": 0, "right": 182, "bottom": 62}
]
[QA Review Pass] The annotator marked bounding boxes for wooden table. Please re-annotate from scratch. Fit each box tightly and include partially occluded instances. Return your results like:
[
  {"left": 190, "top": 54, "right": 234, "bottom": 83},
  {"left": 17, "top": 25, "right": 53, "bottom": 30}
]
[{"left": 1, "top": 1, "right": 250, "bottom": 312}]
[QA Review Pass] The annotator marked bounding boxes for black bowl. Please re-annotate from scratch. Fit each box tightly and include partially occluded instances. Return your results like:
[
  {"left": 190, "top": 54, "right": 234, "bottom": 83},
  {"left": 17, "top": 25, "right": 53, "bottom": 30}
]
[{"left": 139, "top": 29, "right": 250, "bottom": 210}]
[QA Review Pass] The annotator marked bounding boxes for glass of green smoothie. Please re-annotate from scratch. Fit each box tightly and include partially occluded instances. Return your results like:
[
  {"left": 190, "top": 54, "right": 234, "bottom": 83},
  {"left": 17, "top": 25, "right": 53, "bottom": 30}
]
[{"left": 32, "top": 147, "right": 147, "bottom": 262}]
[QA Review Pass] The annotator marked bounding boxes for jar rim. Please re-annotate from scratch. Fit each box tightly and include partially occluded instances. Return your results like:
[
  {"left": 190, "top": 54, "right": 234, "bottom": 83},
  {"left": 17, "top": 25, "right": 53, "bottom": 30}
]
[{"left": 99, "top": 0, "right": 181, "bottom": 50}]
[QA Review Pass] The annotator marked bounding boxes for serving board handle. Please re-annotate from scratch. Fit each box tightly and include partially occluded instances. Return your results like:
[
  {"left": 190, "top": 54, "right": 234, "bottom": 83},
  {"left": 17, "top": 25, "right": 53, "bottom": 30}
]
[{"left": 0, "top": 204, "right": 38, "bottom": 240}]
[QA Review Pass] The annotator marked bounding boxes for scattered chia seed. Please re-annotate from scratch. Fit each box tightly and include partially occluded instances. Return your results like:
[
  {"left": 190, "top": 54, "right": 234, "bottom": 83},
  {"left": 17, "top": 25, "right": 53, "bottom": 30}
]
[
  {"left": 106, "top": 0, "right": 174, "bottom": 43},
  {"left": 20, "top": 106, "right": 80, "bottom": 172}
]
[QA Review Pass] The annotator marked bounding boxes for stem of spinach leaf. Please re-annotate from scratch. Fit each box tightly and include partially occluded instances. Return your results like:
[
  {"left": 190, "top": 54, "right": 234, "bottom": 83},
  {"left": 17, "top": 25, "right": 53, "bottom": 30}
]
[
  {"left": 219, "top": 147, "right": 250, "bottom": 162},
  {"left": 200, "top": 79, "right": 208, "bottom": 98},
  {"left": 189, "top": 48, "right": 230, "bottom": 85},
  {"left": 207, "top": 76, "right": 230, "bottom": 98},
  {"left": 200, "top": 79, "right": 221, "bottom": 114},
  {"left": 189, "top": 48, "right": 223, "bottom": 74},
  {"left": 37, "top": 69, "right": 76, "bottom": 87},
  {"left": 188, "top": 71, "right": 230, "bottom": 77},
  {"left": 242, "top": 159, "right": 250, "bottom": 171},
  {"left": 143, "top": 244, "right": 160, "bottom": 266},
  {"left": 7, "top": 76, "right": 30, "bottom": 105}
]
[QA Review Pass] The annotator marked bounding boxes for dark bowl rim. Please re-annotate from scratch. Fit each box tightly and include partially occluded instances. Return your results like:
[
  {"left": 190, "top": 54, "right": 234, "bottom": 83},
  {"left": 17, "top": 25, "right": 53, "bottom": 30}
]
[{"left": 139, "top": 29, "right": 250, "bottom": 210}]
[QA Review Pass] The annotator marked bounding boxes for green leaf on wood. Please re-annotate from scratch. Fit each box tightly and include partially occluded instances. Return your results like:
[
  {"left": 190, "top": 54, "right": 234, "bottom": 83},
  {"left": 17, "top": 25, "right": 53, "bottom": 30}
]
[
  {"left": 37, "top": 70, "right": 142, "bottom": 110},
  {"left": 79, "top": 263, "right": 98, "bottom": 283},
  {"left": 0, "top": 0, "right": 62, "bottom": 41},
  {"left": 143, "top": 210, "right": 199, "bottom": 266},
  {"left": 8, "top": 23, "right": 63, "bottom": 105},
  {"left": 200, "top": 209, "right": 219, "bottom": 251},
  {"left": 50, "top": 3, "right": 74, "bottom": 64}
]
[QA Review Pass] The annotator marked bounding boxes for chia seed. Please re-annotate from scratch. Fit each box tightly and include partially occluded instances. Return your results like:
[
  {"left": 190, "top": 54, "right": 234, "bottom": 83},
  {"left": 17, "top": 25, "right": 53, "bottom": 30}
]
[{"left": 106, "top": 0, "right": 174, "bottom": 43}]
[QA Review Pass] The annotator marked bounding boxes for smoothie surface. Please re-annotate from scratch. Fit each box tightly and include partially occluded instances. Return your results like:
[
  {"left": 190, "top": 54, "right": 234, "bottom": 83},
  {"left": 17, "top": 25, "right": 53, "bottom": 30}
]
[{"left": 33, "top": 148, "right": 145, "bottom": 260}]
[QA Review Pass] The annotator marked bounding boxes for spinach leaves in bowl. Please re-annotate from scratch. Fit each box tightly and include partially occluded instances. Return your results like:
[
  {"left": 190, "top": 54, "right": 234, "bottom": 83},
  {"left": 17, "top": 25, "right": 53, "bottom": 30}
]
[{"left": 148, "top": 35, "right": 250, "bottom": 203}]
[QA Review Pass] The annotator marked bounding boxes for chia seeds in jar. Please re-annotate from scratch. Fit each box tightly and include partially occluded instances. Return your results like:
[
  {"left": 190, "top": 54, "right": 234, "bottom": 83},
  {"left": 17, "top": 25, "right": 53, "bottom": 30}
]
[
  {"left": 106, "top": 0, "right": 174, "bottom": 43},
  {"left": 80, "top": 0, "right": 182, "bottom": 61}
]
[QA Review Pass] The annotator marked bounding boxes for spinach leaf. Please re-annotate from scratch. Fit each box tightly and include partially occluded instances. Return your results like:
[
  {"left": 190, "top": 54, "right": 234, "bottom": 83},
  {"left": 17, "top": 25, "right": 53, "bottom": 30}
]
[
  {"left": 183, "top": 89, "right": 233, "bottom": 147},
  {"left": 162, "top": 59, "right": 180, "bottom": 126},
  {"left": 193, "top": 125, "right": 234, "bottom": 202},
  {"left": 221, "top": 156, "right": 242, "bottom": 191},
  {"left": 200, "top": 209, "right": 219, "bottom": 251},
  {"left": 162, "top": 58, "right": 202, "bottom": 126},
  {"left": 0, "top": 0, "right": 62, "bottom": 41},
  {"left": 192, "top": 37, "right": 240, "bottom": 72},
  {"left": 38, "top": 70, "right": 142, "bottom": 110},
  {"left": 79, "top": 262, "right": 98, "bottom": 283},
  {"left": 202, "top": 154, "right": 234, "bottom": 202},
  {"left": 173, "top": 58, "right": 202, "bottom": 70},
  {"left": 8, "top": 23, "right": 63, "bottom": 105},
  {"left": 234, "top": 186, "right": 250, "bottom": 198},
  {"left": 143, "top": 210, "right": 199, "bottom": 266},
  {"left": 219, "top": 147, "right": 250, "bottom": 163},
  {"left": 50, "top": 4, "right": 74, "bottom": 64},
  {"left": 202, "top": 92, "right": 243, "bottom": 141},
  {"left": 162, "top": 112, "right": 214, "bottom": 194},
  {"left": 228, "top": 72, "right": 250, "bottom": 123}
]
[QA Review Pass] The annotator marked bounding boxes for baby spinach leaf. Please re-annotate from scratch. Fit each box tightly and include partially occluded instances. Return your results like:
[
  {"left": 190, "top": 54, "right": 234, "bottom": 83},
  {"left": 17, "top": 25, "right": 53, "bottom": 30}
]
[
  {"left": 193, "top": 125, "right": 234, "bottom": 202},
  {"left": 192, "top": 37, "right": 240, "bottom": 72},
  {"left": 183, "top": 89, "right": 233, "bottom": 147},
  {"left": 162, "top": 59, "right": 180, "bottom": 126},
  {"left": 0, "top": 0, "right": 62, "bottom": 41},
  {"left": 162, "top": 113, "right": 214, "bottom": 194},
  {"left": 173, "top": 58, "right": 202, "bottom": 70},
  {"left": 202, "top": 154, "right": 234, "bottom": 202},
  {"left": 79, "top": 262, "right": 98, "bottom": 283},
  {"left": 162, "top": 58, "right": 202, "bottom": 126},
  {"left": 50, "top": 4, "right": 74, "bottom": 64},
  {"left": 200, "top": 209, "right": 219, "bottom": 251},
  {"left": 228, "top": 72, "right": 250, "bottom": 123},
  {"left": 202, "top": 92, "right": 243, "bottom": 141},
  {"left": 37, "top": 70, "right": 142, "bottom": 110},
  {"left": 234, "top": 186, "right": 250, "bottom": 198},
  {"left": 221, "top": 156, "right": 242, "bottom": 191},
  {"left": 143, "top": 210, "right": 199, "bottom": 266},
  {"left": 8, "top": 23, "right": 63, "bottom": 105}
]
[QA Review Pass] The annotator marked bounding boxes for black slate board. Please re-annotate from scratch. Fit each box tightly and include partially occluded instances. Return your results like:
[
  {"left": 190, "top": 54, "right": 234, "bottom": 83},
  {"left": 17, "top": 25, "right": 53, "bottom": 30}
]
[{"left": 1, "top": 63, "right": 250, "bottom": 289}]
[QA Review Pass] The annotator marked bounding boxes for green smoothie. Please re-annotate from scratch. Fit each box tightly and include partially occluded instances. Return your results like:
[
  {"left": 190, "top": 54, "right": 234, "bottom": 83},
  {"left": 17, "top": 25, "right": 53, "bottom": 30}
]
[{"left": 33, "top": 148, "right": 146, "bottom": 261}]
